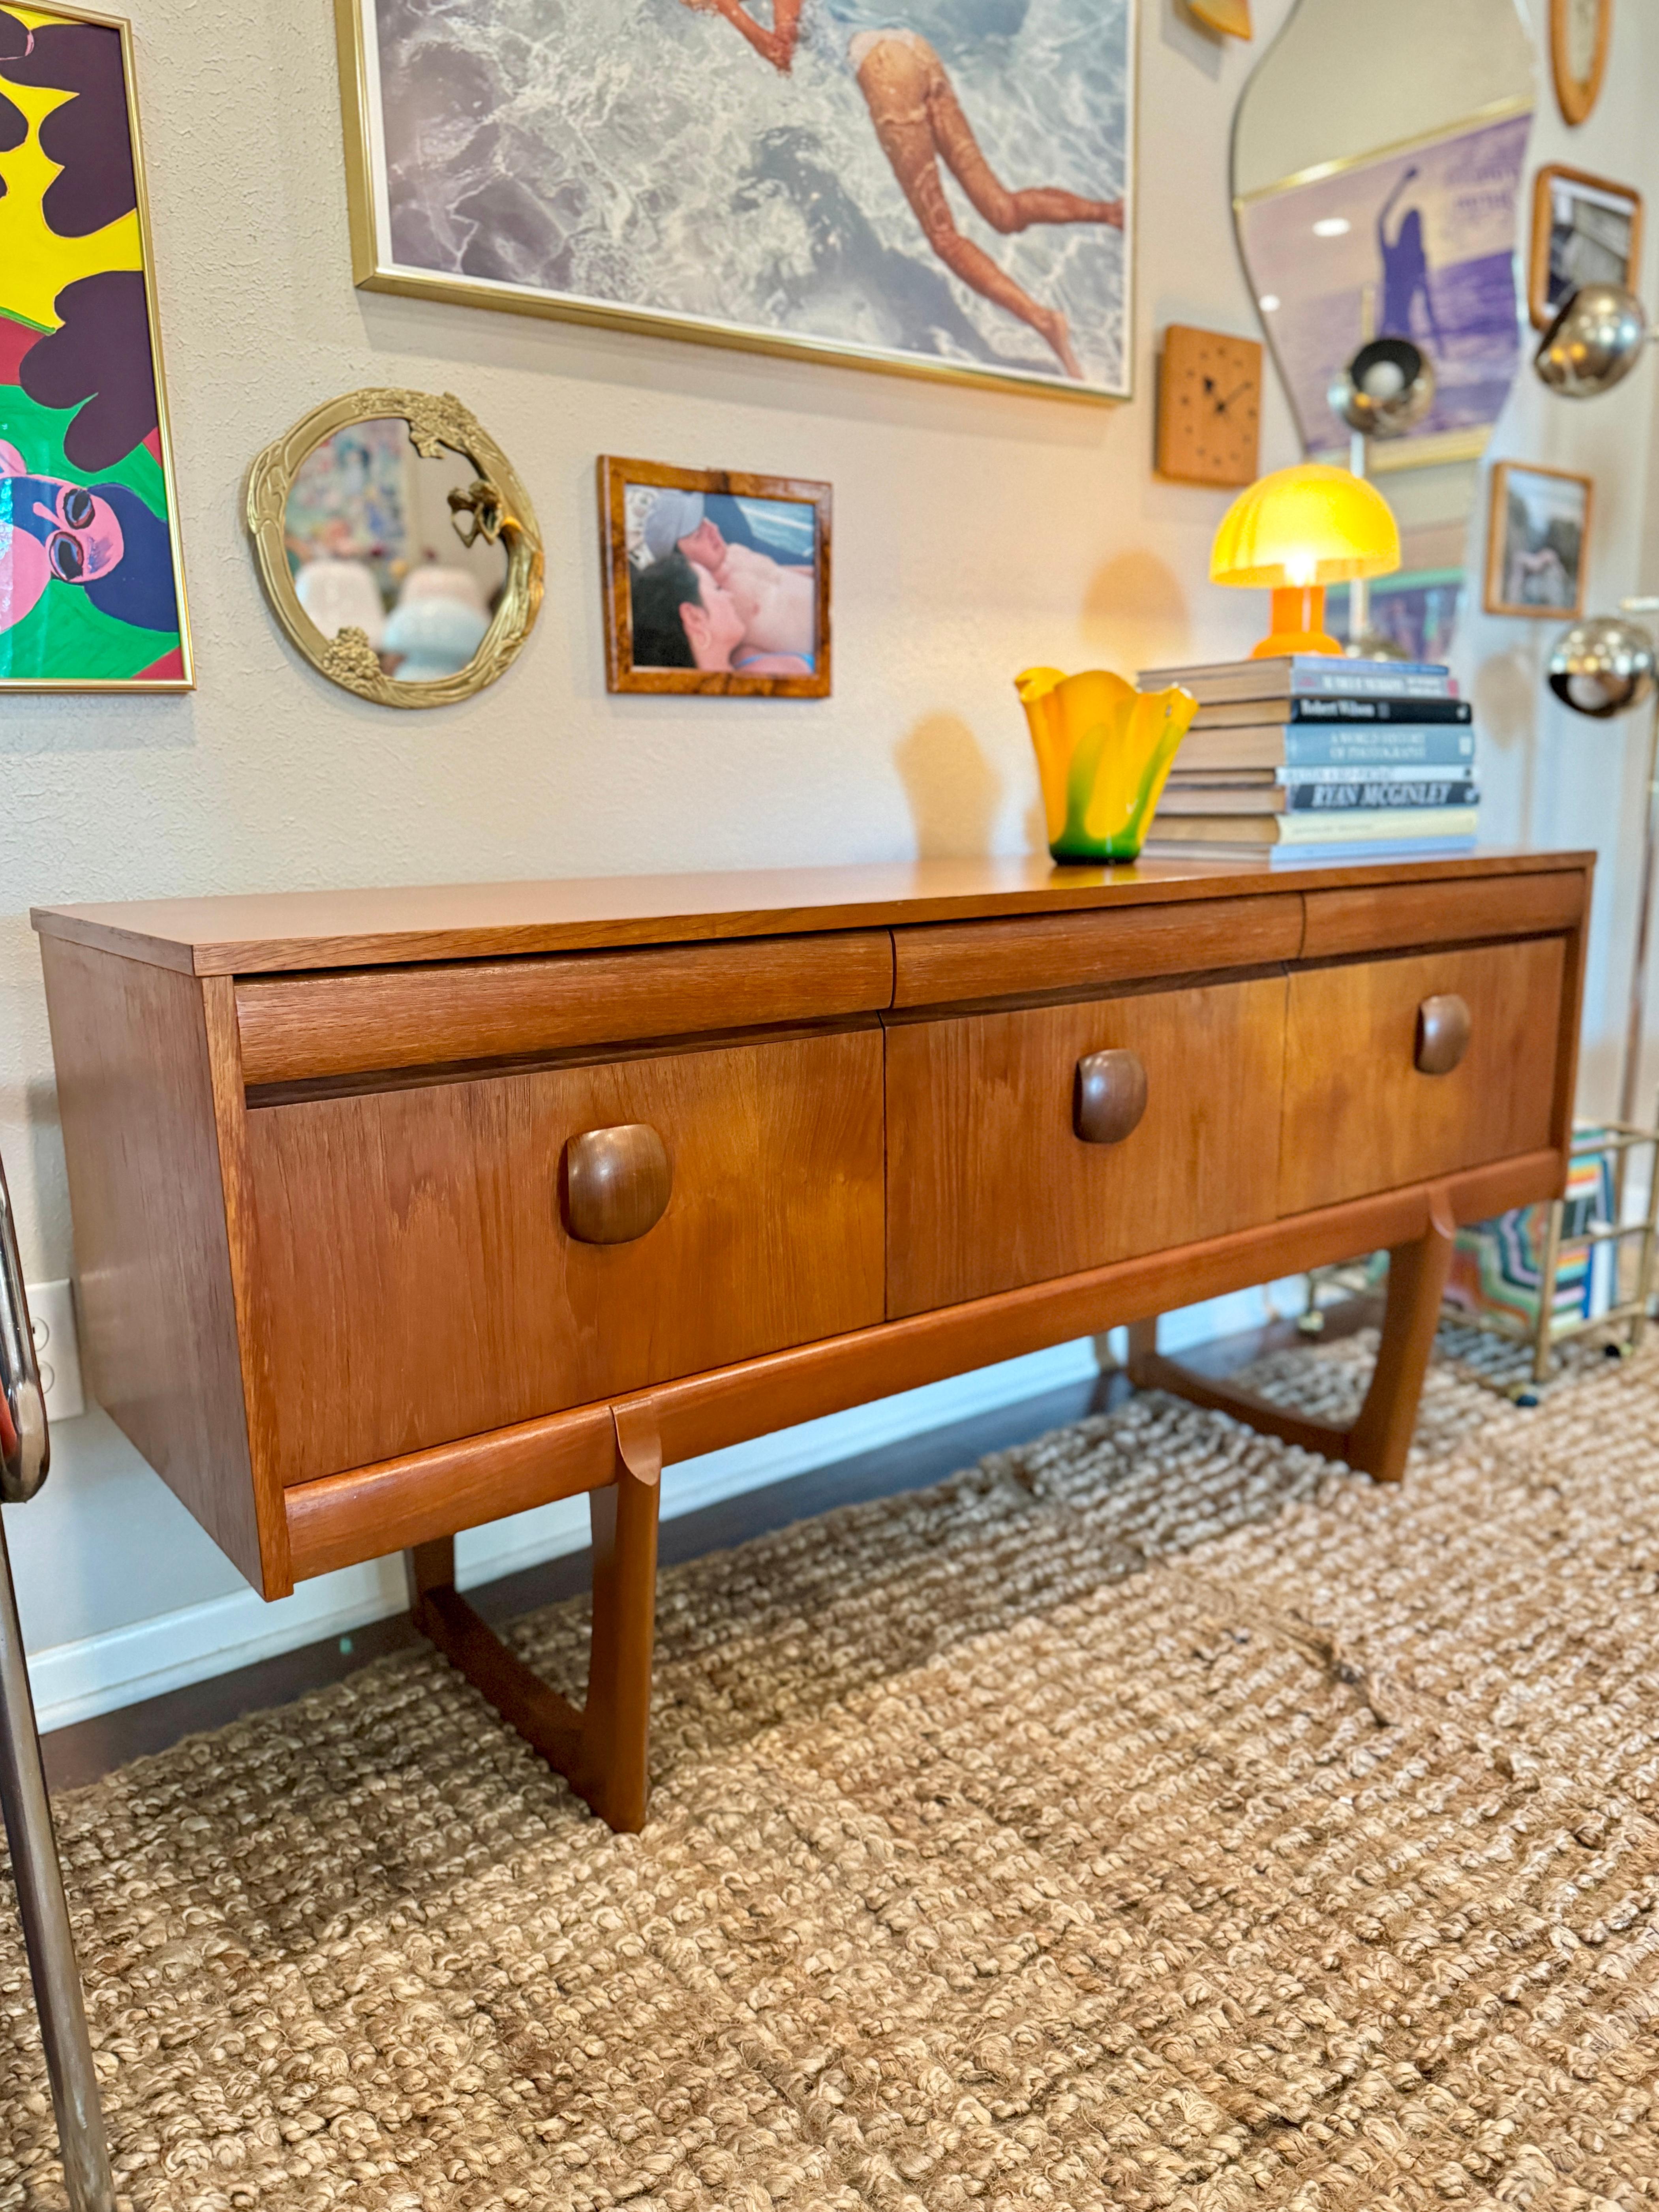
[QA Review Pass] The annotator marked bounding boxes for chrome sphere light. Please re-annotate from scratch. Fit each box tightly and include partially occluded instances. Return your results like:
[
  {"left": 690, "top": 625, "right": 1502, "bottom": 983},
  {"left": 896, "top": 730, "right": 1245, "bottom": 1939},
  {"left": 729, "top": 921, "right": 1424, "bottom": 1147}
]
[
  {"left": 1328, "top": 336, "right": 1436, "bottom": 438},
  {"left": 1534, "top": 283, "right": 1651, "bottom": 398},
  {"left": 1546, "top": 614, "right": 1658, "bottom": 719}
]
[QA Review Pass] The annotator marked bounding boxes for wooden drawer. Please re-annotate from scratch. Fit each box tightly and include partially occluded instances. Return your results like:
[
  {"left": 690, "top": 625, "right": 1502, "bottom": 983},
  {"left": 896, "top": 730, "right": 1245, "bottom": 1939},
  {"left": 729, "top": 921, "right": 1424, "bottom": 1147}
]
[
  {"left": 1301, "top": 869, "right": 1586, "bottom": 959},
  {"left": 1279, "top": 938, "right": 1567, "bottom": 1214},
  {"left": 236, "top": 929, "right": 894, "bottom": 1086},
  {"left": 244, "top": 1027, "right": 885, "bottom": 1486},
  {"left": 886, "top": 977, "right": 1287, "bottom": 1316},
  {"left": 891, "top": 894, "right": 1301, "bottom": 1008}
]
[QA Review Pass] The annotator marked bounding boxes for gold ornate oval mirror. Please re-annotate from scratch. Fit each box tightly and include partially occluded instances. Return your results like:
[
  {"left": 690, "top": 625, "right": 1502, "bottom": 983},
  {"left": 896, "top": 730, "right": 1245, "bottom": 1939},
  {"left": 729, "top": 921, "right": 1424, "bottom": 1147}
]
[{"left": 246, "top": 389, "right": 543, "bottom": 707}]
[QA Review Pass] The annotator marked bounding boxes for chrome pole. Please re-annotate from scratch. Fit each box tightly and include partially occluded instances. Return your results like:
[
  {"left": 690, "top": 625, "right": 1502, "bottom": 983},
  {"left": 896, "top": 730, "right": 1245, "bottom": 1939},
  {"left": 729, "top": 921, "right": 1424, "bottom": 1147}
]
[
  {"left": 0, "top": 1154, "right": 116, "bottom": 2212},
  {"left": 1618, "top": 684, "right": 1659, "bottom": 1131},
  {"left": 1348, "top": 430, "right": 1371, "bottom": 645}
]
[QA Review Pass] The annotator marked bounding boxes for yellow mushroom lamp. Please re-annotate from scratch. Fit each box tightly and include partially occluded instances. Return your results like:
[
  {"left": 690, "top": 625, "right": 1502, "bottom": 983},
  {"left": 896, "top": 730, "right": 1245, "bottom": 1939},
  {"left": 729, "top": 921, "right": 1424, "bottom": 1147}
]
[{"left": 1210, "top": 461, "right": 1400, "bottom": 658}]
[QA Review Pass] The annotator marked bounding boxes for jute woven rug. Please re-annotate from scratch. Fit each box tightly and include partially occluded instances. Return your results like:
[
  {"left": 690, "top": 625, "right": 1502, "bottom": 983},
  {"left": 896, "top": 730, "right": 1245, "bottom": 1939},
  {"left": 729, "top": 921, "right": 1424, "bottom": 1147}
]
[{"left": 4, "top": 1331, "right": 1658, "bottom": 2212}]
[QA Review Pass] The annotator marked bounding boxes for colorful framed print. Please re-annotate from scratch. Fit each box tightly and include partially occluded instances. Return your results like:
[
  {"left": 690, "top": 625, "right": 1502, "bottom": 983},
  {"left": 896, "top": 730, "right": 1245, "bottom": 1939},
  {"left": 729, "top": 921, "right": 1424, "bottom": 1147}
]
[
  {"left": 1235, "top": 109, "right": 1531, "bottom": 458},
  {"left": 1550, "top": 0, "right": 1610, "bottom": 126},
  {"left": 0, "top": 3, "right": 191, "bottom": 689},
  {"left": 336, "top": 0, "right": 1134, "bottom": 401},
  {"left": 1483, "top": 461, "right": 1591, "bottom": 619},
  {"left": 599, "top": 456, "right": 830, "bottom": 697},
  {"left": 1529, "top": 165, "right": 1642, "bottom": 329}
]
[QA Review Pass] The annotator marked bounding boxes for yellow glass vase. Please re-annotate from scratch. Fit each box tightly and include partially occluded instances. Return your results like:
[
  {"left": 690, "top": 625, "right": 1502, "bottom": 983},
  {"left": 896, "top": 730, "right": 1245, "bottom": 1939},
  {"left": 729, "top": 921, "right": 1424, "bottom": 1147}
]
[{"left": 1017, "top": 667, "right": 1198, "bottom": 863}]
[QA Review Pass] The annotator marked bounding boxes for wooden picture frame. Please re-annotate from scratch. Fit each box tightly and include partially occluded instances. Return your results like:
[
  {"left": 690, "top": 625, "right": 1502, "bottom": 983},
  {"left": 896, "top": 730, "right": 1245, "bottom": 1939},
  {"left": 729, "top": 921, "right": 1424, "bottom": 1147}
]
[
  {"left": 1484, "top": 461, "right": 1592, "bottom": 619},
  {"left": 336, "top": 0, "right": 1136, "bottom": 403},
  {"left": 1530, "top": 164, "right": 1642, "bottom": 329},
  {"left": 1550, "top": 0, "right": 1611, "bottom": 126},
  {"left": 599, "top": 457, "right": 831, "bottom": 698}
]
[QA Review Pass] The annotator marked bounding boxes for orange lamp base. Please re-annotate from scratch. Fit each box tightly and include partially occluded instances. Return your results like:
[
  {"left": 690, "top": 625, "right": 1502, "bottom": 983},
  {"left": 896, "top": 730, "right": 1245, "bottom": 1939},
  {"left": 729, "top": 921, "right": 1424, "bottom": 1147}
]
[{"left": 1250, "top": 584, "right": 1343, "bottom": 659}]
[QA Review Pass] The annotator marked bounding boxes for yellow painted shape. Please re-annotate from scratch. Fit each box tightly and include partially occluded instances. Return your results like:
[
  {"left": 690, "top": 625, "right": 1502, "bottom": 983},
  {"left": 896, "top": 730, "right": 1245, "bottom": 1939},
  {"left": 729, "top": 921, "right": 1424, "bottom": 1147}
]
[
  {"left": 1189, "top": 0, "right": 1251, "bottom": 35},
  {"left": 9, "top": 8, "right": 73, "bottom": 26},
  {"left": 0, "top": 78, "right": 143, "bottom": 329}
]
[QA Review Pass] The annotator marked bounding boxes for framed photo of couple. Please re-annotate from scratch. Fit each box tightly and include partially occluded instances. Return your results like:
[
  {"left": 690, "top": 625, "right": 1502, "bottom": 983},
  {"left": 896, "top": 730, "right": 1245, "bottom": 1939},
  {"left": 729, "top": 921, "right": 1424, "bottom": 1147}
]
[
  {"left": 599, "top": 457, "right": 831, "bottom": 697},
  {"left": 334, "top": 0, "right": 1134, "bottom": 400}
]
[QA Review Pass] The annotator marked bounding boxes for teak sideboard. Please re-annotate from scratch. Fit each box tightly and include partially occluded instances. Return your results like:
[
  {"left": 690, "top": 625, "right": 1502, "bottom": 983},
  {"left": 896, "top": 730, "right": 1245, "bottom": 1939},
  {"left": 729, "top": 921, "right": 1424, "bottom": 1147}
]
[{"left": 34, "top": 852, "right": 1589, "bottom": 1829}]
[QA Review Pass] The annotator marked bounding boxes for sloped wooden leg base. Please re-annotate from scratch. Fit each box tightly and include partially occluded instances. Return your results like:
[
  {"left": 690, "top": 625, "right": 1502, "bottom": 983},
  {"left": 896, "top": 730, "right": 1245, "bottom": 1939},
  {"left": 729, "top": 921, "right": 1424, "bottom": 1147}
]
[
  {"left": 406, "top": 1403, "right": 662, "bottom": 1832},
  {"left": 1127, "top": 1188, "right": 1457, "bottom": 1485}
]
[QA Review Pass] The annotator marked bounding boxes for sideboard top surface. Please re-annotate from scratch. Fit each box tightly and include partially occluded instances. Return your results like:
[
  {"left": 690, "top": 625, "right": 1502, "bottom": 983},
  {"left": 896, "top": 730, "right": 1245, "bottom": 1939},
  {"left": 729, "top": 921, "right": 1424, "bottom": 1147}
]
[{"left": 32, "top": 850, "right": 1594, "bottom": 977}]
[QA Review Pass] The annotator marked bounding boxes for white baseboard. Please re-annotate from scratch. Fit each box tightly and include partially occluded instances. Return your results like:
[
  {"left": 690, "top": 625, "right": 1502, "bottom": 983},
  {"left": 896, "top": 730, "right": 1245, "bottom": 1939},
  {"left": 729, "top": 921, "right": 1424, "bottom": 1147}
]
[
  {"left": 28, "top": 1281, "right": 1297, "bottom": 1736},
  {"left": 27, "top": 1336, "right": 1104, "bottom": 1734}
]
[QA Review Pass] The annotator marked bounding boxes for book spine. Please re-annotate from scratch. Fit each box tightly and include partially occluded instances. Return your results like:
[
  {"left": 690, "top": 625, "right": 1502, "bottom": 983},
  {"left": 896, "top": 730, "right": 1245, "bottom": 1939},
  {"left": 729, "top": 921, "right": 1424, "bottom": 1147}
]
[
  {"left": 1284, "top": 698, "right": 1472, "bottom": 724},
  {"left": 1280, "top": 727, "right": 1475, "bottom": 767},
  {"left": 1288, "top": 669, "right": 1454, "bottom": 699},
  {"left": 1278, "top": 806, "right": 1478, "bottom": 842},
  {"left": 1276, "top": 760, "right": 1475, "bottom": 783},
  {"left": 1286, "top": 777, "right": 1479, "bottom": 811}
]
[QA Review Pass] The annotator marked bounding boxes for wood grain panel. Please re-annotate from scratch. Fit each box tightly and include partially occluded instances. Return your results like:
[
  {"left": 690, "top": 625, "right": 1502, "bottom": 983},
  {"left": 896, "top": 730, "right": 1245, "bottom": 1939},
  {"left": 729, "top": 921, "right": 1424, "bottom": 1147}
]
[
  {"left": 201, "top": 976, "right": 291, "bottom": 1594},
  {"left": 1301, "top": 869, "right": 1587, "bottom": 960},
  {"left": 286, "top": 1403, "right": 617, "bottom": 1580},
  {"left": 887, "top": 977, "right": 1287, "bottom": 1315},
  {"left": 284, "top": 1143, "right": 1562, "bottom": 1582},
  {"left": 32, "top": 851, "right": 1593, "bottom": 975},
  {"left": 245, "top": 1027, "right": 886, "bottom": 1486},
  {"left": 236, "top": 929, "right": 894, "bottom": 1085},
  {"left": 1280, "top": 938, "right": 1567, "bottom": 1214},
  {"left": 38, "top": 940, "right": 267, "bottom": 1589},
  {"left": 891, "top": 894, "right": 1301, "bottom": 1009}
]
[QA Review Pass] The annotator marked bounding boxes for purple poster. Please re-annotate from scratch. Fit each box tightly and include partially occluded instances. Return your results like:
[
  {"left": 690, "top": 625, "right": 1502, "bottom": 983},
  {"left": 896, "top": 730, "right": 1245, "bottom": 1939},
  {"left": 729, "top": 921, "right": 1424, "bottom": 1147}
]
[{"left": 1237, "top": 113, "right": 1531, "bottom": 453}]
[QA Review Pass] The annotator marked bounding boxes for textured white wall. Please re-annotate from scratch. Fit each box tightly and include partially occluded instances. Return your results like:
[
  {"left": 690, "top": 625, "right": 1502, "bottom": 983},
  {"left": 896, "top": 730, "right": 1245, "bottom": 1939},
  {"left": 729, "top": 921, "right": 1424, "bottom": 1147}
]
[{"left": 3, "top": 0, "right": 1657, "bottom": 1702}]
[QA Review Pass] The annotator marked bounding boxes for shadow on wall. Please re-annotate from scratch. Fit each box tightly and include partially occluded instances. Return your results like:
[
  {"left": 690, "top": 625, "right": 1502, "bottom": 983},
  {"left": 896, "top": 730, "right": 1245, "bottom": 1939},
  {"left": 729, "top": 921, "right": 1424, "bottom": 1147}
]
[
  {"left": 1472, "top": 643, "right": 1539, "bottom": 836},
  {"left": 1081, "top": 551, "right": 1191, "bottom": 679},
  {"left": 895, "top": 715, "right": 1004, "bottom": 858}
]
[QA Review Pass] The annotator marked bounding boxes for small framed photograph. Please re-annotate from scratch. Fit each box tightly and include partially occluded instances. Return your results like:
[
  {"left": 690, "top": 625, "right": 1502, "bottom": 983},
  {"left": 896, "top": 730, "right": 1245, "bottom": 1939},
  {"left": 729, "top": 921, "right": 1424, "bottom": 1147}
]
[
  {"left": 1484, "top": 461, "right": 1592, "bottom": 618},
  {"left": 599, "top": 458, "right": 831, "bottom": 698},
  {"left": 1530, "top": 164, "right": 1643, "bottom": 328}
]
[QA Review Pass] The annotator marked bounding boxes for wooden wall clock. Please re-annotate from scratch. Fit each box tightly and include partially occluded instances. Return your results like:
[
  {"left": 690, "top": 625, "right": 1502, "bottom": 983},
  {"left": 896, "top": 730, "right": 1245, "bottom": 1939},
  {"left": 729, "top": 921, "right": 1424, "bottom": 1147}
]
[
  {"left": 1551, "top": 0, "right": 1610, "bottom": 125},
  {"left": 1156, "top": 326, "right": 1263, "bottom": 488}
]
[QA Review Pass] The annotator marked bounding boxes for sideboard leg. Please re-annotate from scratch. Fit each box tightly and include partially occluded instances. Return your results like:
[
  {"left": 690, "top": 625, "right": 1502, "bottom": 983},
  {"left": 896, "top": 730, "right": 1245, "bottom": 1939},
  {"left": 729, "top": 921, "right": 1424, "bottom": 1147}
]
[
  {"left": 1126, "top": 1310, "right": 1353, "bottom": 1460},
  {"left": 403, "top": 1397, "right": 663, "bottom": 1831},
  {"left": 1344, "top": 1186, "right": 1456, "bottom": 1484},
  {"left": 1124, "top": 1186, "right": 1457, "bottom": 1485},
  {"left": 576, "top": 1405, "right": 662, "bottom": 1833}
]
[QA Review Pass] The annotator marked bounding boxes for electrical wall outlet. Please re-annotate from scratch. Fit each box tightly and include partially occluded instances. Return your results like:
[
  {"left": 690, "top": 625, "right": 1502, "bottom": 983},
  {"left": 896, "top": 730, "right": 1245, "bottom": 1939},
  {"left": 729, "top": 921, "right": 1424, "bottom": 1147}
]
[{"left": 24, "top": 1278, "right": 86, "bottom": 1423}]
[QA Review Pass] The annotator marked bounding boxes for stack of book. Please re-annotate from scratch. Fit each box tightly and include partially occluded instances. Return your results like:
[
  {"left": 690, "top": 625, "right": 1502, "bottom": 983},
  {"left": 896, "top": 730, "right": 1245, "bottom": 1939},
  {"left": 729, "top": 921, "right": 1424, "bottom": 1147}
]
[{"left": 1136, "top": 653, "right": 1477, "bottom": 863}]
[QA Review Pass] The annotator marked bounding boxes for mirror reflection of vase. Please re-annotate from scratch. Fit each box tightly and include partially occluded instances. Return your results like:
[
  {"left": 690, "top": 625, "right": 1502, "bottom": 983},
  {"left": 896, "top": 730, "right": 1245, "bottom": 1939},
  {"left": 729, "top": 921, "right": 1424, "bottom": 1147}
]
[
  {"left": 283, "top": 418, "right": 508, "bottom": 684},
  {"left": 1232, "top": 0, "right": 1534, "bottom": 663}
]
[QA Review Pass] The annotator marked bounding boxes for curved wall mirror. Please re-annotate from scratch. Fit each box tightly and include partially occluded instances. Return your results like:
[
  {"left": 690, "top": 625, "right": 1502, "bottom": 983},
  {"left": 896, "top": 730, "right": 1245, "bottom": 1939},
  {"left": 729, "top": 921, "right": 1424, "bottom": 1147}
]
[
  {"left": 1232, "top": 0, "right": 1534, "bottom": 659},
  {"left": 247, "top": 390, "right": 543, "bottom": 707}
]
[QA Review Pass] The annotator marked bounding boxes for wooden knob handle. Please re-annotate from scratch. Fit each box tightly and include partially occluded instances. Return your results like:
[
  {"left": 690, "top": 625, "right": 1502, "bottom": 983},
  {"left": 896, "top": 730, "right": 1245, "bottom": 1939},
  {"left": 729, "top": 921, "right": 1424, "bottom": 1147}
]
[
  {"left": 1074, "top": 1048, "right": 1149, "bottom": 1144},
  {"left": 1415, "top": 993, "right": 1472, "bottom": 1076},
  {"left": 564, "top": 1124, "right": 672, "bottom": 1244}
]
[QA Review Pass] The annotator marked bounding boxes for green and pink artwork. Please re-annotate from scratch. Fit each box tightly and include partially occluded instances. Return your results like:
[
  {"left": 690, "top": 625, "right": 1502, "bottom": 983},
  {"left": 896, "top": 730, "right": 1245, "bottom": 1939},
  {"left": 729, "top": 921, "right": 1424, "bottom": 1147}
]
[{"left": 0, "top": 3, "right": 190, "bottom": 689}]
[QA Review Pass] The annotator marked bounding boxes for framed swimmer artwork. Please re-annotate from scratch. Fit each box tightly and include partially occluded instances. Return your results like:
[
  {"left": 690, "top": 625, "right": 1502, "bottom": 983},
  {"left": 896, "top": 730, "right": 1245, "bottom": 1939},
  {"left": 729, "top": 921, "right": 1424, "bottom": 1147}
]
[
  {"left": 0, "top": 3, "right": 191, "bottom": 689},
  {"left": 1235, "top": 107, "right": 1532, "bottom": 460},
  {"left": 334, "top": 0, "right": 1135, "bottom": 401},
  {"left": 598, "top": 456, "right": 831, "bottom": 697}
]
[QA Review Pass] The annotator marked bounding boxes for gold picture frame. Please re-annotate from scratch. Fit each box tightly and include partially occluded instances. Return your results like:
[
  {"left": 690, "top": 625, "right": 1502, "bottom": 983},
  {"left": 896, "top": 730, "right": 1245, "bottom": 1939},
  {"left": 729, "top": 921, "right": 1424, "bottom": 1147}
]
[
  {"left": 1484, "top": 460, "right": 1592, "bottom": 620},
  {"left": 332, "top": 0, "right": 1134, "bottom": 405},
  {"left": 1528, "top": 163, "right": 1642, "bottom": 329},
  {"left": 0, "top": 2, "right": 193, "bottom": 691},
  {"left": 1550, "top": 0, "right": 1611, "bottom": 126},
  {"left": 245, "top": 389, "right": 543, "bottom": 709},
  {"left": 599, "top": 456, "right": 831, "bottom": 698}
]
